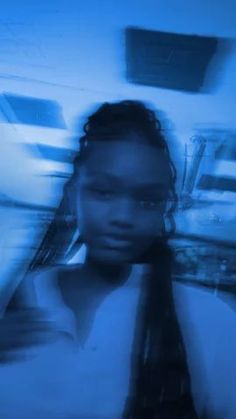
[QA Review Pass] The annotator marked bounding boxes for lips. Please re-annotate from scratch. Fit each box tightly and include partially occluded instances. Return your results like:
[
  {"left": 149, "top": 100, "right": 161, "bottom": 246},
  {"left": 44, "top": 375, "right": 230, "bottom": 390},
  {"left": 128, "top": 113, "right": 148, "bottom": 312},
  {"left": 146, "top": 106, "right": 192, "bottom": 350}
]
[{"left": 101, "top": 234, "right": 134, "bottom": 249}]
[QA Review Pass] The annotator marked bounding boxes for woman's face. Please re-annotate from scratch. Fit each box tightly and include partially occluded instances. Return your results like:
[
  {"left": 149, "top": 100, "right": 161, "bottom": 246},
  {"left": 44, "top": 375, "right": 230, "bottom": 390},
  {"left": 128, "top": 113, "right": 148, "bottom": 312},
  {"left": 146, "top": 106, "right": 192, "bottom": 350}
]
[{"left": 76, "top": 137, "right": 171, "bottom": 264}]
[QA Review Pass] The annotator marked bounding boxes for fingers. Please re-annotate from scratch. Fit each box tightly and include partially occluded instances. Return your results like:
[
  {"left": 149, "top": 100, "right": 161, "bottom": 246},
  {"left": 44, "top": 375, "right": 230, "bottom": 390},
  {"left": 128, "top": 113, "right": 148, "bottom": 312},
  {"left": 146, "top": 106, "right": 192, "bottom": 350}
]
[{"left": 0, "top": 308, "right": 58, "bottom": 363}]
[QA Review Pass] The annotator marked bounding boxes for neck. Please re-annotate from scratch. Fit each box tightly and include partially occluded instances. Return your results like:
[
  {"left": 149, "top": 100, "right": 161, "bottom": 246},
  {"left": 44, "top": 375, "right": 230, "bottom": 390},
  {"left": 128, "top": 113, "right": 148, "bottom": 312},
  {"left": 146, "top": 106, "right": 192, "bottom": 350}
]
[{"left": 83, "top": 255, "right": 131, "bottom": 286}]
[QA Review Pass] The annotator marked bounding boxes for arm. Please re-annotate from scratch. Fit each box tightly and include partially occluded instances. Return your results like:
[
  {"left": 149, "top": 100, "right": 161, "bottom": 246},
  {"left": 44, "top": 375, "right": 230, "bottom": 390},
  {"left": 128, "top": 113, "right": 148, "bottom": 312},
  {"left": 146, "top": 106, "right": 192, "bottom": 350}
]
[{"left": 0, "top": 269, "right": 58, "bottom": 364}]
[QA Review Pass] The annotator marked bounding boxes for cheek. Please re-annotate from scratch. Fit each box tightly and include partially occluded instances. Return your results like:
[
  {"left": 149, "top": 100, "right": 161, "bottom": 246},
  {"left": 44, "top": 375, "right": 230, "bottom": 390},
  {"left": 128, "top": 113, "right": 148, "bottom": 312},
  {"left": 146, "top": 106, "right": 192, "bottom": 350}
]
[{"left": 76, "top": 194, "right": 109, "bottom": 238}]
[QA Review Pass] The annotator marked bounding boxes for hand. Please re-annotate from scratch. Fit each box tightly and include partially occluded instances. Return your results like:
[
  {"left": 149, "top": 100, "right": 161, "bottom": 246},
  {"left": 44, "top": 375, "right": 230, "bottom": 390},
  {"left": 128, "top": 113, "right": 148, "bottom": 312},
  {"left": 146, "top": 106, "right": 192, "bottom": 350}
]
[{"left": 0, "top": 307, "right": 56, "bottom": 363}]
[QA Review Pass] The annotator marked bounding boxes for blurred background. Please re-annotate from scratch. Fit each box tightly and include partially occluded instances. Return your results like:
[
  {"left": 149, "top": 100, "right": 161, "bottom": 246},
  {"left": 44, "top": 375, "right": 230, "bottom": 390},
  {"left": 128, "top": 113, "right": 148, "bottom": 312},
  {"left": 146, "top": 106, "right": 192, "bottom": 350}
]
[{"left": 0, "top": 0, "right": 235, "bottom": 312}]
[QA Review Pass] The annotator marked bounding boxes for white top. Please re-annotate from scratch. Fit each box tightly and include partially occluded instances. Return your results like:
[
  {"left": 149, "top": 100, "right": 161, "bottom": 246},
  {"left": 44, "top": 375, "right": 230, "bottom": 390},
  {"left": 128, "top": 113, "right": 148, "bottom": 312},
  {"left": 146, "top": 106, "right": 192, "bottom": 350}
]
[
  {"left": 1, "top": 268, "right": 235, "bottom": 418},
  {"left": 173, "top": 281, "right": 236, "bottom": 419},
  {"left": 0, "top": 264, "right": 146, "bottom": 419}
]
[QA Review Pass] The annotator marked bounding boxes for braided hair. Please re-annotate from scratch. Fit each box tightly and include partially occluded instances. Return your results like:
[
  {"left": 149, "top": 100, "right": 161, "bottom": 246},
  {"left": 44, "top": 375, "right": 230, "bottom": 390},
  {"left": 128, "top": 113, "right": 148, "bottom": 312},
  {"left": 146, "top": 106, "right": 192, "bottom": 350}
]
[
  {"left": 29, "top": 100, "right": 176, "bottom": 268},
  {"left": 30, "top": 100, "right": 197, "bottom": 418}
]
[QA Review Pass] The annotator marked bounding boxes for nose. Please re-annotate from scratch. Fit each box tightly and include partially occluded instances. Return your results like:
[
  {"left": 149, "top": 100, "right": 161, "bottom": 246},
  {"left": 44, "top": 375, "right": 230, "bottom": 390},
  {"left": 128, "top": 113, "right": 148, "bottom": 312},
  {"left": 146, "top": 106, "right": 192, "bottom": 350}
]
[{"left": 109, "top": 197, "right": 135, "bottom": 229}]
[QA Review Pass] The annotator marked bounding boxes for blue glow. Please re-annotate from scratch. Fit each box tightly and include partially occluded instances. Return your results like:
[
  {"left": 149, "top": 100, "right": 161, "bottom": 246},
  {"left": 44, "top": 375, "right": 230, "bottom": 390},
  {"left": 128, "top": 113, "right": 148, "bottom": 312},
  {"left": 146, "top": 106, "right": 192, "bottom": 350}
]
[{"left": 0, "top": 1, "right": 236, "bottom": 417}]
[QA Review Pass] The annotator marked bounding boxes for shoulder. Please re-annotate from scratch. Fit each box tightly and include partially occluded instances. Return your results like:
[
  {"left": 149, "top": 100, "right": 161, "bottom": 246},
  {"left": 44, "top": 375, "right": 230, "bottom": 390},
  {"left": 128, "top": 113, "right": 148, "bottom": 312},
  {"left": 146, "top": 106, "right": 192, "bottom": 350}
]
[
  {"left": 23, "top": 267, "right": 59, "bottom": 299},
  {"left": 23, "top": 264, "right": 83, "bottom": 307},
  {"left": 28, "top": 263, "right": 83, "bottom": 285},
  {"left": 173, "top": 281, "right": 236, "bottom": 417},
  {"left": 26, "top": 265, "right": 81, "bottom": 305},
  {"left": 172, "top": 280, "right": 236, "bottom": 350},
  {"left": 173, "top": 280, "right": 236, "bottom": 330}
]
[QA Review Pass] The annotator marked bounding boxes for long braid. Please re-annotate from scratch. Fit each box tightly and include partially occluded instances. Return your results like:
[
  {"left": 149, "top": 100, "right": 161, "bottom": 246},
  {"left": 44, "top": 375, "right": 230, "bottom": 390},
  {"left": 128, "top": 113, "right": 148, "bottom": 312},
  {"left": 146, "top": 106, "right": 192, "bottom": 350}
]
[
  {"left": 123, "top": 241, "right": 197, "bottom": 419},
  {"left": 146, "top": 245, "right": 197, "bottom": 418},
  {"left": 29, "top": 176, "right": 78, "bottom": 269}
]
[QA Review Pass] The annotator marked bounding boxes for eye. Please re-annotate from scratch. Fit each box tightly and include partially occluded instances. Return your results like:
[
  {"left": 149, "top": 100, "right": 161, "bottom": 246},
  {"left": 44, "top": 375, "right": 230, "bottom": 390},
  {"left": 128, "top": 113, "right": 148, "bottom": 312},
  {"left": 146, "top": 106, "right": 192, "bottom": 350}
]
[
  {"left": 138, "top": 199, "right": 160, "bottom": 210},
  {"left": 92, "top": 188, "right": 114, "bottom": 199},
  {"left": 136, "top": 193, "right": 165, "bottom": 210}
]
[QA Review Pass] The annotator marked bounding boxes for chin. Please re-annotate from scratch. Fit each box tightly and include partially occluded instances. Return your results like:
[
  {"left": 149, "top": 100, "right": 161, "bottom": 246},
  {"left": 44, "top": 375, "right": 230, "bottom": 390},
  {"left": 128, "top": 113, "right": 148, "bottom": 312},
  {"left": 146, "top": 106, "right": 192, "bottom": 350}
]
[{"left": 90, "top": 248, "right": 135, "bottom": 265}]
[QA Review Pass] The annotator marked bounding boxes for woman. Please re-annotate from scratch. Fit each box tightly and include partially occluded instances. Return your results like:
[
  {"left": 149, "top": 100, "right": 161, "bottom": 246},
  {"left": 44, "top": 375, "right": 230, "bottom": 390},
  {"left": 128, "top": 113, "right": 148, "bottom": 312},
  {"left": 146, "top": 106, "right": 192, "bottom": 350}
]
[{"left": 0, "top": 100, "right": 198, "bottom": 418}]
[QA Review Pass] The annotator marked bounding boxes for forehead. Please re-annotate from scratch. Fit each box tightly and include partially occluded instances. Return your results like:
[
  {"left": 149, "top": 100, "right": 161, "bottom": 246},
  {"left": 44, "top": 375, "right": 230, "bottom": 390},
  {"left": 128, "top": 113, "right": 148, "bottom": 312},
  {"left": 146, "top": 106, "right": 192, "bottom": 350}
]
[{"left": 79, "top": 141, "right": 171, "bottom": 189}]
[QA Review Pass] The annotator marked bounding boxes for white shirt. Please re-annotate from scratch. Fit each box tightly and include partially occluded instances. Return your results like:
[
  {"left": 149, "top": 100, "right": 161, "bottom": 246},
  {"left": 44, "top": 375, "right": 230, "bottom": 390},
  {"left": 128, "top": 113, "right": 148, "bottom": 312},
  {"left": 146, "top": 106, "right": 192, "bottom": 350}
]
[
  {"left": 173, "top": 282, "right": 236, "bottom": 419},
  {"left": 1, "top": 267, "right": 235, "bottom": 418},
  {"left": 0, "top": 264, "right": 145, "bottom": 419}
]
